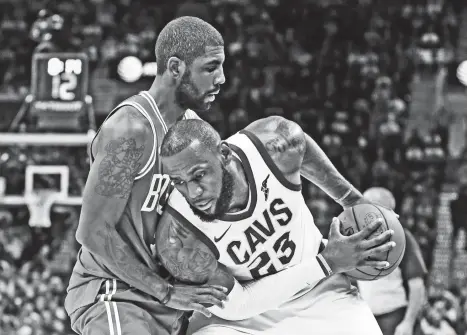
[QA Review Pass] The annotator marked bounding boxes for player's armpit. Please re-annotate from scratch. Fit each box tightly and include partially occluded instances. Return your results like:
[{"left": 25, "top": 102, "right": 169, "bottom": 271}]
[{"left": 74, "top": 107, "right": 170, "bottom": 300}]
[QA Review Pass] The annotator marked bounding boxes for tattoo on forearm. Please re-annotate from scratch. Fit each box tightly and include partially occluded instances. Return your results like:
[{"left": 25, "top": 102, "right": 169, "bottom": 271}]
[
  {"left": 95, "top": 137, "right": 145, "bottom": 198},
  {"left": 301, "top": 135, "right": 362, "bottom": 204},
  {"left": 157, "top": 218, "right": 217, "bottom": 284},
  {"left": 96, "top": 221, "right": 166, "bottom": 298}
]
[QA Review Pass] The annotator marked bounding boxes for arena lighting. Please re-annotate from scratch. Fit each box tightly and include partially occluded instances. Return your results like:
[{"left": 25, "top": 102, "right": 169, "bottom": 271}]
[
  {"left": 118, "top": 56, "right": 158, "bottom": 83},
  {"left": 456, "top": 60, "right": 467, "bottom": 87}
]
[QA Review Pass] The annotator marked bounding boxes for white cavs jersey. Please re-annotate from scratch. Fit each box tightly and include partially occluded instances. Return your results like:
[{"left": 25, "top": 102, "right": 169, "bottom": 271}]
[
  {"left": 166, "top": 130, "right": 323, "bottom": 282},
  {"left": 165, "top": 131, "right": 383, "bottom": 335}
]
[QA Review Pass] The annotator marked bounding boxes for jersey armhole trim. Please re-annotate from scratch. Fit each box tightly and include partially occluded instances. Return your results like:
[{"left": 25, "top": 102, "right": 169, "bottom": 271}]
[
  {"left": 239, "top": 130, "right": 302, "bottom": 191},
  {"left": 165, "top": 205, "right": 220, "bottom": 260},
  {"left": 221, "top": 144, "right": 258, "bottom": 222}
]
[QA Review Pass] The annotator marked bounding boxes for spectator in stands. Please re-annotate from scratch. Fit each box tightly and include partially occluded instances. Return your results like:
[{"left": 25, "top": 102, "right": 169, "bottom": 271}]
[{"left": 450, "top": 184, "right": 467, "bottom": 253}]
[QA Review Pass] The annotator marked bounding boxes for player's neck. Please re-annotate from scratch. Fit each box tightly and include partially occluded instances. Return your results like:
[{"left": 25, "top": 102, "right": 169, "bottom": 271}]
[
  {"left": 147, "top": 79, "right": 185, "bottom": 128},
  {"left": 227, "top": 157, "right": 250, "bottom": 213}
]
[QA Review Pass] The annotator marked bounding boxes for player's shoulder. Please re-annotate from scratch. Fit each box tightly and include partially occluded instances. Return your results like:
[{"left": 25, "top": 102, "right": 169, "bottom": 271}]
[
  {"left": 98, "top": 105, "right": 152, "bottom": 142},
  {"left": 92, "top": 104, "right": 155, "bottom": 158},
  {"left": 244, "top": 116, "right": 304, "bottom": 141},
  {"left": 245, "top": 116, "right": 289, "bottom": 132}
]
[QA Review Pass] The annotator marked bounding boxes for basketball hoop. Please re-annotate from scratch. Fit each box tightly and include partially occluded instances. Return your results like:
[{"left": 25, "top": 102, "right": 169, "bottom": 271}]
[{"left": 25, "top": 190, "right": 62, "bottom": 228}]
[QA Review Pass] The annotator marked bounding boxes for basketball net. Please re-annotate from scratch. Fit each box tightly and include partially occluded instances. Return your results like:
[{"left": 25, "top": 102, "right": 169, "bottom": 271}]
[{"left": 25, "top": 190, "right": 61, "bottom": 228}]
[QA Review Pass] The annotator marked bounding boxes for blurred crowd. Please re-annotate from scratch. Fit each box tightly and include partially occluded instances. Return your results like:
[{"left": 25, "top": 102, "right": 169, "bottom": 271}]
[{"left": 1, "top": 0, "right": 467, "bottom": 334}]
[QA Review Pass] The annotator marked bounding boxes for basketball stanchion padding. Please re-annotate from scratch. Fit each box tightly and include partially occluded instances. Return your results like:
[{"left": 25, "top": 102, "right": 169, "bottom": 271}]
[{"left": 25, "top": 190, "right": 62, "bottom": 228}]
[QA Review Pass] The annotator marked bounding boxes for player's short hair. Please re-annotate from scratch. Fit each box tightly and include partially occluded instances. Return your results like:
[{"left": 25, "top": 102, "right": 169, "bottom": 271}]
[
  {"left": 160, "top": 119, "right": 220, "bottom": 157},
  {"left": 363, "top": 187, "right": 396, "bottom": 210},
  {"left": 155, "top": 16, "right": 224, "bottom": 75}
]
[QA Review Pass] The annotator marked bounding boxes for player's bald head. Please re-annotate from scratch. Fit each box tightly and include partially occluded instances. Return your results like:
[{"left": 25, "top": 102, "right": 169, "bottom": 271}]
[
  {"left": 160, "top": 119, "right": 220, "bottom": 157},
  {"left": 155, "top": 16, "right": 224, "bottom": 75},
  {"left": 363, "top": 187, "right": 396, "bottom": 210}
]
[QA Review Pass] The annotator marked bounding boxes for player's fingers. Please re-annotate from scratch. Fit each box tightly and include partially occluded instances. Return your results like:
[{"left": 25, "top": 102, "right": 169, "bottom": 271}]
[
  {"left": 196, "top": 294, "right": 225, "bottom": 308},
  {"left": 359, "top": 229, "right": 394, "bottom": 249},
  {"left": 196, "top": 287, "right": 228, "bottom": 301},
  {"left": 360, "top": 260, "right": 391, "bottom": 269},
  {"left": 208, "top": 285, "right": 229, "bottom": 293},
  {"left": 361, "top": 241, "right": 396, "bottom": 259},
  {"left": 191, "top": 303, "right": 212, "bottom": 318},
  {"left": 351, "top": 219, "right": 383, "bottom": 241},
  {"left": 328, "top": 217, "right": 341, "bottom": 238}
]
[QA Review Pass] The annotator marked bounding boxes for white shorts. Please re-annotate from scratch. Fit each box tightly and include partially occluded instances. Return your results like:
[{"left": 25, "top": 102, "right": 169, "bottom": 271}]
[{"left": 188, "top": 274, "right": 382, "bottom": 335}]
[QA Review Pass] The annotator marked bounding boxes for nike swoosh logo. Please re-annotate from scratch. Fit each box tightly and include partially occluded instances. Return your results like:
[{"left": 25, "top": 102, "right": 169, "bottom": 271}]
[{"left": 214, "top": 225, "right": 232, "bottom": 243}]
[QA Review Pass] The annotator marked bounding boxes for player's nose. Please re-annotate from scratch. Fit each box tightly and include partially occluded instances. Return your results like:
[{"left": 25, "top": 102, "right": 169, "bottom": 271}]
[
  {"left": 187, "top": 183, "right": 203, "bottom": 199},
  {"left": 214, "top": 67, "right": 225, "bottom": 86}
]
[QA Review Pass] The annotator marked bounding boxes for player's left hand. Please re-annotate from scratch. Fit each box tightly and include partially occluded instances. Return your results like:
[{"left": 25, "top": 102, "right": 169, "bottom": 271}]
[{"left": 394, "top": 320, "right": 414, "bottom": 335}]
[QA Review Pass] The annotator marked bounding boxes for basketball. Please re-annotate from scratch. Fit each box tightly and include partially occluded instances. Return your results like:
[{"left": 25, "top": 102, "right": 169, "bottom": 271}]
[{"left": 337, "top": 203, "right": 406, "bottom": 281}]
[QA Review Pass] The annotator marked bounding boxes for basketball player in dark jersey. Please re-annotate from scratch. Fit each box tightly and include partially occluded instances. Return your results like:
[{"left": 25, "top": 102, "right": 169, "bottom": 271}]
[{"left": 65, "top": 17, "right": 228, "bottom": 335}]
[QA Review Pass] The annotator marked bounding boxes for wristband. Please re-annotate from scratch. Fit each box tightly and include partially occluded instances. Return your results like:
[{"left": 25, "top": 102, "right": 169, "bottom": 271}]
[
  {"left": 160, "top": 283, "right": 173, "bottom": 305},
  {"left": 334, "top": 188, "right": 352, "bottom": 204},
  {"left": 316, "top": 254, "right": 333, "bottom": 277}
]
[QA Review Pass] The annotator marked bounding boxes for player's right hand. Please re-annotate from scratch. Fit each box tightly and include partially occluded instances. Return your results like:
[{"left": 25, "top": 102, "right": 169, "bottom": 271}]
[
  {"left": 165, "top": 283, "right": 228, "bottom": 318},
  {"left": 320, "top": 217, "right": 395, "bottom": 274}
]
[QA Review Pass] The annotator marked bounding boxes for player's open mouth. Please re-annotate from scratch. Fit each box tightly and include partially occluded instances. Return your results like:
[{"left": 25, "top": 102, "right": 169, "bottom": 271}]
[{"left": 196, "top": 199, "right": 213, "bottom": 211}]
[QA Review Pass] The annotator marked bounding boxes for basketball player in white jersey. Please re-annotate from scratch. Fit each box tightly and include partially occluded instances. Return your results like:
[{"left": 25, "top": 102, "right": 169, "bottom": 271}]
[
  {"left": 155, "top": 117, "right": 397, "bottom": 334},
  {"left": 65, "top": 17, "right": 229, "bottom": 335}
]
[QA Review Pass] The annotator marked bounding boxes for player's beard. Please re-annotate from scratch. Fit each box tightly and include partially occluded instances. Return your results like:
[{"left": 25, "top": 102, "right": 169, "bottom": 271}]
[
  {"left": 175, "top": 68, "right": 211, "bottom": 113},
  {"left": 190, "top": 164, "right": 235, "bottom": 223}
]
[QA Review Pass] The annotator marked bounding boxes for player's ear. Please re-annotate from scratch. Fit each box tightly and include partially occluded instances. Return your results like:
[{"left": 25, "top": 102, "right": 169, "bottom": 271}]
[
  {"left": 167, "top": 57, "right": 186, "bottom": 79},
  {"left": 219, "top": 141, "right": 232, "bottom": 164}
]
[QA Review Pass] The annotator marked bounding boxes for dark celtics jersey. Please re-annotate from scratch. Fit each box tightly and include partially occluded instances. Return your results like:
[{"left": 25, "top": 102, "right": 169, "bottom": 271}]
[{"left": 65, "top": 91, "right": 198, "bottom": 315}]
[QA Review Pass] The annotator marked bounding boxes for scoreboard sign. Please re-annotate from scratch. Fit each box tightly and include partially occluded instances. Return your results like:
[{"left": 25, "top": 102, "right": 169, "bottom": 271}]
[{"left": 31, "top": 52, "right": 89, "bottom": 113}]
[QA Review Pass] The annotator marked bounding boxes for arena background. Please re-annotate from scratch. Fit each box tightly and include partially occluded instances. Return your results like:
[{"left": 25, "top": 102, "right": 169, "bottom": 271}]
[{"left": 1, "top": 0, "right": 467, "bottom": 334}]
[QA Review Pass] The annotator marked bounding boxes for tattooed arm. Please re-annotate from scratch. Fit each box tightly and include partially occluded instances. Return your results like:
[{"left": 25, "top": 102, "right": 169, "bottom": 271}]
[
  {"left": 75, "top": 107, "right": 170, "bottom": 300},
  {"left": 156, "top": 205, "right": 330, "bottom": 320},
  {"left": 245, "top": 116, "right": 363, "bottom": 208}
]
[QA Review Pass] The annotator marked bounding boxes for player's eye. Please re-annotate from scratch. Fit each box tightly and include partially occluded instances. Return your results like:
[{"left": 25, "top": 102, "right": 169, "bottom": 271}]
[
  {"left": 195, "top": 172, "right": 205, "bottom": 180},
  {"left": 173, "top": 179, "right": 185, "bottom": 185},
  {"left": 206, "top": 65, "right": 219, "bottom": 73}
]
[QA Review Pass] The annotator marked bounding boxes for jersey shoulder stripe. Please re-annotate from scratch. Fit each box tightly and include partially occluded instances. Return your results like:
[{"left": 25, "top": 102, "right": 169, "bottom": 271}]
[{"left": 221, "top": 143, "right": 258, "bottom": 222}]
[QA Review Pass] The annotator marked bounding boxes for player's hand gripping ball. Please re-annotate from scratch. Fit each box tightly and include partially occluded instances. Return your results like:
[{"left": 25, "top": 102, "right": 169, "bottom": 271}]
[{"left": 338, "top": 204, "right": 406, "bottom": 281}]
